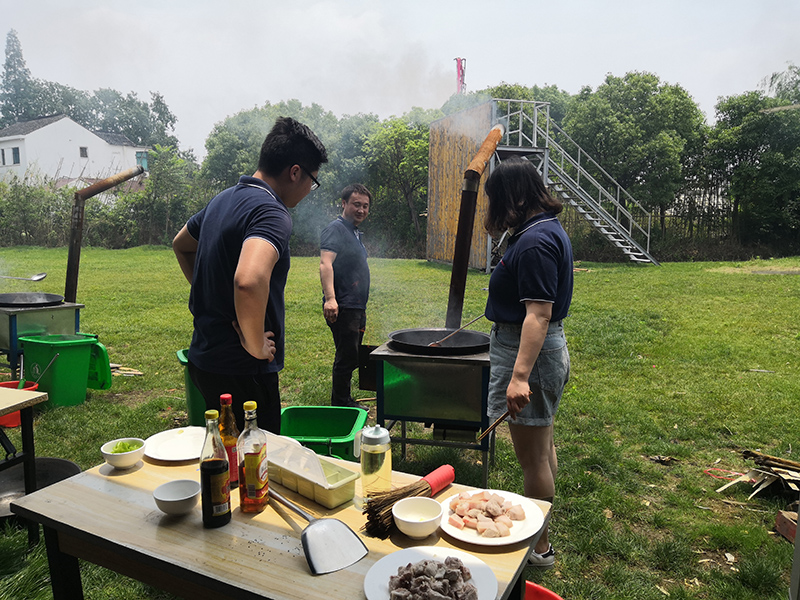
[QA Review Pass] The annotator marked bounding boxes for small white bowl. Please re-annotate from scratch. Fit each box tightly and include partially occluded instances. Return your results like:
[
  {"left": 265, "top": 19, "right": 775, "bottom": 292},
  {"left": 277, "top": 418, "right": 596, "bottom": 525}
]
[
  {"left": 153, "top": 480, "right": 200, "bottom": 515},
  {"left": 392, "top": 496, "right": 444, "bottom": 539},
  {"left": 101, "top": 437, "right": 145, "bottom": 470}
]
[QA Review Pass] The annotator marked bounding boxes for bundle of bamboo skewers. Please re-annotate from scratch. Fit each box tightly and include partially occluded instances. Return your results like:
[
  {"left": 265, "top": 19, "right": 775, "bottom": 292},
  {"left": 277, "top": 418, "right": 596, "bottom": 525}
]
[{"left": 362, "top": 465, "right": 455, "bottom": 539}]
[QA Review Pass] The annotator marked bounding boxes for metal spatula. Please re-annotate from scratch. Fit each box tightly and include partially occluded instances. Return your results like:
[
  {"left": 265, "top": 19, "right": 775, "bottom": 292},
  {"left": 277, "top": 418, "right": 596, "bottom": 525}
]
[
  {"left": 428, "top": 313, "right": 485, "bottom": 347},
  {"left": 0, "top": 273, "right": 46, "bottom": 281},
  {"left": 269, "top": 488, "right": 368, "bottom": 575}
]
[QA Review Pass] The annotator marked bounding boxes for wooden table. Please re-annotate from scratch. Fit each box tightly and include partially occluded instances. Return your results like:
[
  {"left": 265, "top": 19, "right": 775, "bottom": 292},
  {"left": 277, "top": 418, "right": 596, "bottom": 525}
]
[
  {"left": 11, "top": 456, "right": 550, "bottom": 600},
  {"left": 0, "top": 386, "right": 49, "bottom": 544}
]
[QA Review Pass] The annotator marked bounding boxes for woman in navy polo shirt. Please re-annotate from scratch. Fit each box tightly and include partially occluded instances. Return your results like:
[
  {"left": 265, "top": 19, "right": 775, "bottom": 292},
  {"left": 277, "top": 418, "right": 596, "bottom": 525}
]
[{"left": 484, "top": 157, "right": 573, "bottom": 568}]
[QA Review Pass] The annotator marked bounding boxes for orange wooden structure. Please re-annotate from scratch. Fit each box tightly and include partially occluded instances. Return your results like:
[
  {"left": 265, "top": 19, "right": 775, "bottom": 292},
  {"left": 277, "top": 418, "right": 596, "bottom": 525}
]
[{"left": 427, "top": 101, "right": 495, "bottom": 271}]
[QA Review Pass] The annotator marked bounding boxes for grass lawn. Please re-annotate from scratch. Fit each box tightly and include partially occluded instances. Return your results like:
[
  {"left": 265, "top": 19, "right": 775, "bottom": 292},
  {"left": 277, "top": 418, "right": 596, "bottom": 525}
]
[{"left": 0, "top": 247, "right": 799, "bottom": 599}]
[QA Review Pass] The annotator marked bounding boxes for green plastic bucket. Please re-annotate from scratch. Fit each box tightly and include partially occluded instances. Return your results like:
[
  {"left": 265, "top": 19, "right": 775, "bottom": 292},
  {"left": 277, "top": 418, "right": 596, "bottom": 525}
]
[
  {"left": 19, "top": 334, "right": 98, "bottom": 407},
  {"left": 280, "top": 406, "right": 368, "bottom": 462},
  {"left": 176, "top": 349, "right": 207, "bottom": 426},
  {"left": 87, "top": 342, "right": 112, "bottom": 391}
]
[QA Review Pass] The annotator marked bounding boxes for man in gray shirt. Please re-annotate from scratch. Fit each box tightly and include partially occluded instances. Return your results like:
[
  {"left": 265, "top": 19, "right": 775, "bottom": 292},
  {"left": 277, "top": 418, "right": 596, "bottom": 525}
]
[{"left": 319, "top": 184, "right": 372, "bottom": 409}]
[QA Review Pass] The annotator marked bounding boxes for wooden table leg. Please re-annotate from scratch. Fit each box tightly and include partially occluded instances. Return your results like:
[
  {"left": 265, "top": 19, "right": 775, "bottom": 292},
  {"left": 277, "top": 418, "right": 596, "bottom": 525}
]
[
  {"left": 509, "top": 575, "right": 523, "bottom": 599},
  {"left": 505, "top": 509, "right": 553, "bottom": 599},
  {"left": 20, "top": 405, "right": 39, "bottom": 545},
  {"left": 44, "top": 526, "right": 84, "bottom": 600}
]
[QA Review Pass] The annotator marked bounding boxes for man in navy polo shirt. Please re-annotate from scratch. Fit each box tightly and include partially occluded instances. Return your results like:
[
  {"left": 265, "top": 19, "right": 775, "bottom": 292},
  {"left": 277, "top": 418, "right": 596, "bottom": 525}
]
[
  {"left": 319, "top": 184, "right": 372, "bottom": 409},
  {"left": 173, "top": 117, "right": 327, "bottom": 433}
]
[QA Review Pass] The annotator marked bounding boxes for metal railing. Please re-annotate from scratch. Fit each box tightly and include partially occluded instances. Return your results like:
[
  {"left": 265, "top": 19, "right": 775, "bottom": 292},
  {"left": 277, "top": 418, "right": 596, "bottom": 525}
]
[{"left": 490, "top": 99, "right": 656, "bottom": 263}]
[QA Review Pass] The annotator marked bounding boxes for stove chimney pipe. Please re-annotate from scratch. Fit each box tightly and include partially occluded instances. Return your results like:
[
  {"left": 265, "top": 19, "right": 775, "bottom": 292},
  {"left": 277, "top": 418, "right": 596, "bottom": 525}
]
[
  {"left": 64, "top": 166, "right": 144, "bottom": 303},
  {"left": 445, "top": 123, "right": 504, "bottom": 330}
]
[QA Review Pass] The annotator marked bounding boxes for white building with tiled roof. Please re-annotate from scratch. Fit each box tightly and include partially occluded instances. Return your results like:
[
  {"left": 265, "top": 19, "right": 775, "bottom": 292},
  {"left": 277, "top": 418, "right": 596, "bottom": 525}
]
[{"left": 0, "top": 114, "right": 149, "bottom": 181}]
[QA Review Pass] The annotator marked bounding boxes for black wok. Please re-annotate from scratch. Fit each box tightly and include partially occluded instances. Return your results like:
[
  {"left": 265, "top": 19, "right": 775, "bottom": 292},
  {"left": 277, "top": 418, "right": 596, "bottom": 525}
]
[
  {"left": 0, "top": 293, "right": 64, "bottom": 308},
  {"left": 388, "top": 328, "right": 489, "bottom": 356}
]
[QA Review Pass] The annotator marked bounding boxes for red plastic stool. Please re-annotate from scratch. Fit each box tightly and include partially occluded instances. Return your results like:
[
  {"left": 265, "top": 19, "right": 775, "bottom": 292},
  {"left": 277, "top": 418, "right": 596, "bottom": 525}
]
[
  {"left": 525, "top": 580, "right": 564, "bottom": 600},
  {"left": 0, "top": 381, "right": 39, "bottom": 427}
]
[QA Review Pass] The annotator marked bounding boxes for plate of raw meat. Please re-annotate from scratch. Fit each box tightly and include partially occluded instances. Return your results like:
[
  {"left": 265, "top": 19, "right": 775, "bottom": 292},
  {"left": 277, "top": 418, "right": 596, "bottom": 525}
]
[
  {"left": 438, "top": 489, "right": 545, "bottom": 546},
  {"left": 363, "top": 546, "right": 497, "bottom": 600}
]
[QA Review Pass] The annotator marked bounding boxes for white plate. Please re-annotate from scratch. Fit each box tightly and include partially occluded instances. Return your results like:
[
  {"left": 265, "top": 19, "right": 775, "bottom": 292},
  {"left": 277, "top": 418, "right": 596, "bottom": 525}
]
[
  {"left": 144, "top": 427, "right": 205, "bottom": 461},
  {"left": 439, "top": 489, "right": 544, "bottom": 547},
  {"left": 363, "top": 546, "right": 497, "bottom": 600}
]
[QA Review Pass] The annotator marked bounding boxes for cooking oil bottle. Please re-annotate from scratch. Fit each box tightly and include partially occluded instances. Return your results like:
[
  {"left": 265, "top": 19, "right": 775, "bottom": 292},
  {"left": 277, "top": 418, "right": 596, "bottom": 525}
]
[
  {"left": 237, "top": 401, "right": 268, "bottom": 513},
  {"left": 200, "top": 409, "right": 231, "bottom": 528},
  {"left": 218, "top": 394, "right": 240, "bottom": 488},
  {"left": 359, "top": 425, "right": 392, "bottom": 497}
]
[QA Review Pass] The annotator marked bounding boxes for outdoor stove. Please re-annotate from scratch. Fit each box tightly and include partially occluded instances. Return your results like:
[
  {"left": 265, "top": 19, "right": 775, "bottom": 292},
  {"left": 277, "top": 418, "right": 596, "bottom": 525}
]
[
  {"left": 0, "top": 299, "right": 84, "bottom": 377},
  {"left": 371, "top": 340, "right": 492, "bottom": 487},
  {"left": 367, "top": 124, "right": 505, "bottom": 488},
  {"left": 0, "top": 168, "right": 143, "bottom": 379}
]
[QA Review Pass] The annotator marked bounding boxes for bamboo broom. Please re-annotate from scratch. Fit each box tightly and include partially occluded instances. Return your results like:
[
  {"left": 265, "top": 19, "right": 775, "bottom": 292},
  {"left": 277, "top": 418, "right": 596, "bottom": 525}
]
[{"left": 362, "top": 464, "right": 455, "bottom": 539}]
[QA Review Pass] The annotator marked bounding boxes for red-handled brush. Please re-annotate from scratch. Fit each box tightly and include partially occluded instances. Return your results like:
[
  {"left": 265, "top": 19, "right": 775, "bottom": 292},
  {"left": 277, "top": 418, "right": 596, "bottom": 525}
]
[{"left": 363, "top": 465, "right": 455, "bottom": 538}]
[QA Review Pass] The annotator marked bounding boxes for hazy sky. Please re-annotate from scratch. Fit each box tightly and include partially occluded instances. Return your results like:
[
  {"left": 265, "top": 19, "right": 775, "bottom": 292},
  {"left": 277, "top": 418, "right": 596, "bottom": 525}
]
[{"left": 3, "top": 0, "right": 798, "bottom": 158}]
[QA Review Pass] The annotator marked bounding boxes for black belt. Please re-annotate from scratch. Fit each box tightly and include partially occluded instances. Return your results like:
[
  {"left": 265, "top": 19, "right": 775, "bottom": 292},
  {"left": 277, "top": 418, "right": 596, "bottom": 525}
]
[{"left": 493, "top": 319, "right": 563, "bottom": 331}]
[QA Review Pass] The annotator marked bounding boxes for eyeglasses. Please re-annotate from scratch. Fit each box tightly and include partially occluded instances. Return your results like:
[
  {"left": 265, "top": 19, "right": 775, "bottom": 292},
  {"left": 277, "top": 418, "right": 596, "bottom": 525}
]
[{"left": 299, "top": 165, "right": 320, "bottom": 191}]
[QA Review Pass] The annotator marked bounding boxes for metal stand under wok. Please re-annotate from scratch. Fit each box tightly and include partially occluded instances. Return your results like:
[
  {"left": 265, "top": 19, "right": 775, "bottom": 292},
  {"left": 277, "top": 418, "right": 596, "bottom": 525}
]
[
  {"left": 0, "top": 301, "right": 84, "bottom": 378},
  {"left": 372, "top": 341, "right": 494, "bottom": 488}
]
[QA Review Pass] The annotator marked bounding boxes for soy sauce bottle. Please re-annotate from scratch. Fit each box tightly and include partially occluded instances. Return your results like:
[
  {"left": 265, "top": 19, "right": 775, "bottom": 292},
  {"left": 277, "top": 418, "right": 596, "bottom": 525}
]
[
  {"left": 200, "top": 409, "right": 231, "bottom": 528},
  {"left": 218, "top": 394, "right": 240, "bottom": 487}
]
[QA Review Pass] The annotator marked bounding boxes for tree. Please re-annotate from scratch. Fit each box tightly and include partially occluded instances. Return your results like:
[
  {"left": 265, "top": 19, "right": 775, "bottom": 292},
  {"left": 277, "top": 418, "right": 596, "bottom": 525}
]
[
  {"left": 88, "top": 88, "right": 152, "bottom": 146},
  {"left": 764, "top": 62, "right": 800, "bottom": 104},
  {"left": 708, "top": 91, "right": 800, "bottom": 250},
  {"left": 364, "top": 116, "right": 430, "bottom": 249},
  {"left": 139, "top": 144, "right": 196, "bottom": 244},
  {"left": 148, "top": 92, "right": 179, "bottom": 148},
  {"left": 0, "top": 29, "right": 37, "bottom": 126},
  {"left": 563, "top": 72, "right": 705, "bottom": 233},
  {"left": 200, "top": 100, "right": 338, "bottom": 187},
  {"left": 33, "top": 80, "right": 93, "bottom": 125}
]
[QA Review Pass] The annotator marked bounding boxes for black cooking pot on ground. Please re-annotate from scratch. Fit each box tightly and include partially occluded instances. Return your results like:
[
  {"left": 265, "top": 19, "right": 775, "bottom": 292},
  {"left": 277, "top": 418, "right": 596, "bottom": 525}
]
[
  {"left": 0, "top": 457, "right": 81, "bottom": 519},
  {"left": 387, "top": 328, "right": 489, "bottom": 356}
]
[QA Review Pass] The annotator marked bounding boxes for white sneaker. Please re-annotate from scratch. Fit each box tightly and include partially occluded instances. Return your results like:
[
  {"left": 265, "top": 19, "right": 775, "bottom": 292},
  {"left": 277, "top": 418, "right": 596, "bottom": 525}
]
[{"left": 528, "top": 544, "right": 555, "bottom": 568}]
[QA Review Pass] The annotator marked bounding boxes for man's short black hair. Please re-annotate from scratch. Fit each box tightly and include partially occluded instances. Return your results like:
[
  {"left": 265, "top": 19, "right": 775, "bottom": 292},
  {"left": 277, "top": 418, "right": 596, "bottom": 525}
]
[
  {"left": 341, "top": 183, "right": 372, "bottom": 203},
  {"left": 258, "top": 117, "right": 328, "bottom": 177}
]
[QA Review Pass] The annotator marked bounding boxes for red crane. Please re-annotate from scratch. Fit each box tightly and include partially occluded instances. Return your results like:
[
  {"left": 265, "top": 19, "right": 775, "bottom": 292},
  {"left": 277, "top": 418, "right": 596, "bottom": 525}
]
[{"left": 455, "top": 58, "right": 466, "bottom": 94}]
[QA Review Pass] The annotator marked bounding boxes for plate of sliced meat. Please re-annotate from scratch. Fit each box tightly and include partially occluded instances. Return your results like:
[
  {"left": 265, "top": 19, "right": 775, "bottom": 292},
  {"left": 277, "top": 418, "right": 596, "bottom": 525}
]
[
  {"left": 438, "top": 489, "right": 545, "bottom": 547},
  {"left": 363, "top": 546, "right": 497, "bottom": 600}
]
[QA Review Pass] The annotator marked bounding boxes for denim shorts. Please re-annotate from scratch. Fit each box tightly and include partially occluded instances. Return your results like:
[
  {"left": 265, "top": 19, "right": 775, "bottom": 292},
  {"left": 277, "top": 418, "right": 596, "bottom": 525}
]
[{"left": 488, "top": 320, "right": 570, "bottom": 427}]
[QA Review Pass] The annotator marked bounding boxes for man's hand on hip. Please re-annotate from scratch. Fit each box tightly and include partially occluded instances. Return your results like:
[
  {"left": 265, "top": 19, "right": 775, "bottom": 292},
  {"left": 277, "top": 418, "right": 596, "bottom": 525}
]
[{"left": 233, "top": 321, "right": 276, "bottom": 361}]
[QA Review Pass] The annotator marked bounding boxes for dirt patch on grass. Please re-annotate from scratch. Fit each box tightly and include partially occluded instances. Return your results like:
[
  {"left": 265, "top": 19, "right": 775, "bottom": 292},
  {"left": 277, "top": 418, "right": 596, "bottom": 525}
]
[
  {"left": 710, "top": 265, "right": 800, "bottom": 275},
  {"left": 105, "top": 388, "right": 186, "bottom": 408},
  {"left": 106, "top": 389, "right": 159, "bottom": 408},
  {"left": 101, "top": 389, "right": 189, "bottom": 427}
]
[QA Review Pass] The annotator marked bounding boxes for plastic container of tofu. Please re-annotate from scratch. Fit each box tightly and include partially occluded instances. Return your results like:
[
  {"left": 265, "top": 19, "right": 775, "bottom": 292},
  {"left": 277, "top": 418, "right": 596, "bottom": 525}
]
[{"left": 266, "top": 432, "right": 359, "bottom": 509}]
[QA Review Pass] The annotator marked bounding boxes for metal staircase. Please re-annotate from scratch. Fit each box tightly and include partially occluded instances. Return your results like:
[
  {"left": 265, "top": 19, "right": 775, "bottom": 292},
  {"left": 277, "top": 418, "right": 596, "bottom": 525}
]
[{"left": 491, "top": 99, "right": 659, "bottom": 265}]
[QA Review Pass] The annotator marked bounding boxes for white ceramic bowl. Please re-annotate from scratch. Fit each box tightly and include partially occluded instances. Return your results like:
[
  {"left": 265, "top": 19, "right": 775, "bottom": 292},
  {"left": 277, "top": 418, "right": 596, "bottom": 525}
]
[
  {"left": 101, "top": 437, "right": 145, "bottom": 469},
  {"left": 153, "top": 480, "right": 201, "bottom": 515},
  {"left": 392, "top": 496, "right": 444, "bottom": 539}
]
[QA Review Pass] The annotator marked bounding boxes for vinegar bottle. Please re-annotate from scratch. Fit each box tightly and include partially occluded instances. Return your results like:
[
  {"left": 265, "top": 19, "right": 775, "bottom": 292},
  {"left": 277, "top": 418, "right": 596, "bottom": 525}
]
[
  {"left": 237, "top": 401, "right": 268, "bottom": 513},
  {"left": 200, "top": 409, "right": 231, "bottom": 528},
  {"left": 219, "top": 394, "right": 240, "bottom": 487},
  {"left": 360, "top": 425, "right": 392, "bottom": 497}
]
